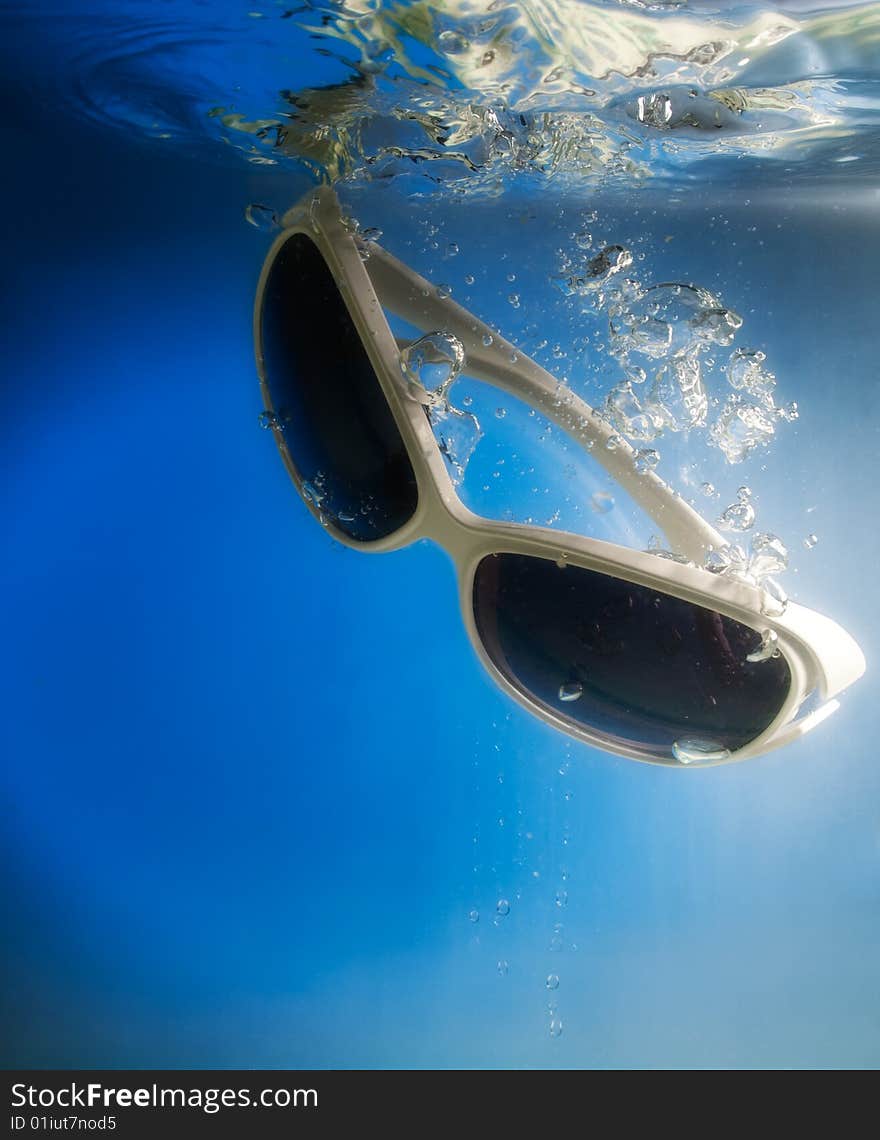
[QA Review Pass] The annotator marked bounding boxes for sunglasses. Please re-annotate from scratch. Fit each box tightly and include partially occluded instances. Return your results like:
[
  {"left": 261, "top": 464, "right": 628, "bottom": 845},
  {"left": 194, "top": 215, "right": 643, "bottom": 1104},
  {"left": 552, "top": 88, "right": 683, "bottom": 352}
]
[{"left": 253, "top": 187, "right": 865, "bottom": 767}]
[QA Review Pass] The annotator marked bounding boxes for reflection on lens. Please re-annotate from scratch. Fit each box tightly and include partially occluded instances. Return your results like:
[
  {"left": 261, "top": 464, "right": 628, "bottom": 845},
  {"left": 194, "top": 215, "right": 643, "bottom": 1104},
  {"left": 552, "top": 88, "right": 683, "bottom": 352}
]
[
  {"left": 473, "top": 553, "right": 791, "bottom": 760},
  {"left": 259, "top": 232, "right": 418, "bottom": 540}
]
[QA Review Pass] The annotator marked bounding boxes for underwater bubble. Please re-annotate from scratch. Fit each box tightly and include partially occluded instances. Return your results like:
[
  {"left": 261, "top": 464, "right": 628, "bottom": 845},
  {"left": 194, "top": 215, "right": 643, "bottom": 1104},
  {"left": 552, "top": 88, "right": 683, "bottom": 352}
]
[
  {"left": 711, "top": 397, "right": 776, "bottom": 463},
  {"left": 610, "top": 282, "right": 738, "bottom": 360},
  {"left": 704, "top": 549, "right": 730, "bottom": 574},
  {"left": 558, "top": 681, "right": 583, "bottom": 703},
  {"left": 468, "top": 908, "right": 480, "bottom": 924},
  {"left": 589, "top": 245, "right": 631, "bottom": 279},
  {"left": 508, "top": 293, "right": 520, "bottom": 308},
  {"left": 258, "top": 410, "right": 278, "bottom": 430},
  {"left": 496, "top": 898, "right": 511, "bottom": 917},
  {"left": 644, "top": 351, "right": 707, "bottom": 432},
  {"left": 625, "top": 365, "right": 648, "bottom": 385},
  {"left": 495, "top": 407, "right": 507, "bottom": 419},
  {"left": 244, "top": 203, "right": 279, "bottom": 231},
  {"left": 565, "top": 245, "right": 632, "bottom": 293},
  {"left": 437, "top": 29, "right": 470, "bottom": 55},
  {"left": 633, "top": 448, "right": 660, "bottom": 473},
  {"left": 590, "top": 491, "right": 615, "bottom": 514},
  {"left": 700, "top": 482, "right": 717, "bottom": 498},
  {"left": 464, "top": 273, "right": 475, "bottom": 285},
  {"left": 622, "top": 316, "right": 672, "bottom": 358},
  {"left": 546, "top": 974, "right": 560, "bottom": 990},
  {"left": 704, "top": 543, "right": 747, "bottom": 577},
  {"left": 718, "top": 486, "right": 755, "bottom": 532},
  {"left": 691, "top": 306, "right": 743, "bottom": 345},
  {"left": 761, "top": 577, "right": 789, "bottom": 616},
  {"left": 749, "top": 532, "right": 788, "bottom": 580},
  {"left": 549, "top": 1018, "right": 563, "bottom": 1038},
  {"left": 436, "top": 283, "right": 452, "bottom": 300},
  {"left": 672, "top": 738, "right": 732, "bottom": 765},
  {"left": 431, "top": 404, "right": 482, "bottom": 485},
  {"left": 482, "top": 333, "right": 494, "bottom": 347},
  {"left": 603, "top": 382, "right": 659, "bottom": 443},
  {"left": 746, "top": 628, "right": 779, "bottom": 663},
  {"left": 727, "top": 348, "right": 776, "bottom": 401},
  {"left": 555, "top": 889, "right": 568, "bottom": 908},
  {"left": 803, "top": 533, "right": 819, "bottom": 550},
  {"left": 400, "top": 332, "right": 465, "bottom": 406},
  {"left": 497, "top": 960, "right": 509, "bottom": 976}
]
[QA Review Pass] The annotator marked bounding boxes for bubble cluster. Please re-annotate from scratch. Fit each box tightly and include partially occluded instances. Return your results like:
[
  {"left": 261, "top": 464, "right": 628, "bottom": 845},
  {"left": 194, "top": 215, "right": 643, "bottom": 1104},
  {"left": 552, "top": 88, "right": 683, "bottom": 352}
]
[
  {"left": 551, "top": 253, "right": 798, "bottom": 466},
  {"left": 399, "top": 331, "right": 465, "bottom": 406},
  {"left": 704, "top": 531, "right": 789, "bottom": 600},
  {"left": 718, "top": 486, "right": 756, "bottom": 533},
  {"left": 399, "top": 332, "right": 481, "bottom": 485}
]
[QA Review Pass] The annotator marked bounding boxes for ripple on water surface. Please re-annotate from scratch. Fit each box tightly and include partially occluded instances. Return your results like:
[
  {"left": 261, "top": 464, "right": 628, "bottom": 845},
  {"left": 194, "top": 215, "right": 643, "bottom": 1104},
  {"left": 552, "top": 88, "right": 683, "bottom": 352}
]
[{"left": 6, "top": 0, "right": 879, "bottom": 191}]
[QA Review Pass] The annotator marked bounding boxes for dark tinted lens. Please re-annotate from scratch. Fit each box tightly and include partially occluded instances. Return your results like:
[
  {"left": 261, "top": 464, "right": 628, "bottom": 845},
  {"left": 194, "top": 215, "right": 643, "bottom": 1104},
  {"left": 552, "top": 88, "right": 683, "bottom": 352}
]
[
  {"left": 259, "top": 232, "right": 418, "bottom": 541},
  {"left": 473, "top": 553, "right": 791, "bottom": 759}
]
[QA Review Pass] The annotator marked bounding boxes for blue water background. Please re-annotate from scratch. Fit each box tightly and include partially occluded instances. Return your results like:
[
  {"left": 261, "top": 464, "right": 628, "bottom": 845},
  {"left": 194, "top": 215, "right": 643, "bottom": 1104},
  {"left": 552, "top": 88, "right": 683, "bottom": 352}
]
[{"left": 2, "top": 5, "right": 880, "bottom": 1069}]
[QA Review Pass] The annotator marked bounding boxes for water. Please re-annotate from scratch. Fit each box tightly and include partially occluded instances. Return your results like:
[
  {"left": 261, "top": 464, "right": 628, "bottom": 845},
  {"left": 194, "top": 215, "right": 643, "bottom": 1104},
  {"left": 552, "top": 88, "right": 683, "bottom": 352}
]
[{"left": 2, "top": 0, "right": 879, "bottom": 1069}]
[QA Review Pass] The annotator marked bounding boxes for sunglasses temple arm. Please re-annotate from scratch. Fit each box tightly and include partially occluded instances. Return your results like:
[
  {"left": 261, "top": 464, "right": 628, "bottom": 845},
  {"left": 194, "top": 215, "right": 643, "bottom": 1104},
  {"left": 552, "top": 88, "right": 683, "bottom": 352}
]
[{"left": 365, "top": 243, "right": 725, "bottom": 564}]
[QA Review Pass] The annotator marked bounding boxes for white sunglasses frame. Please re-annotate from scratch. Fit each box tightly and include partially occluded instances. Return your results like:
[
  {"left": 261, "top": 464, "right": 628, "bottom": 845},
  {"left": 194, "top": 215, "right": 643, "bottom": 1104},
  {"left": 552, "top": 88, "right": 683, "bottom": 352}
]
[{"left": 253, "top": 186, "right": 865, "bottom": 767}]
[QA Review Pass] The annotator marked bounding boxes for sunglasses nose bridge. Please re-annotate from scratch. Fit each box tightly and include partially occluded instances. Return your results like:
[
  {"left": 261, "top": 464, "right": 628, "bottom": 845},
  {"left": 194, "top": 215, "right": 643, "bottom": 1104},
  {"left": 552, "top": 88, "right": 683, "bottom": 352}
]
[{"left": 413, "top": 482, "right": 487, "bottom": 561}]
